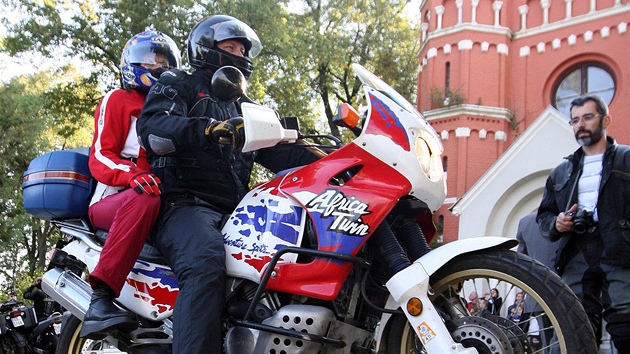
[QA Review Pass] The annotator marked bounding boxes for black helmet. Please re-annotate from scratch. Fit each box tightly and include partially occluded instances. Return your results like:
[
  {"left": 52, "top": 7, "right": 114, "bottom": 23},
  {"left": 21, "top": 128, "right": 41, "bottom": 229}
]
[{"left": 186, "top": 15, "right": 262, "bottom": 79}]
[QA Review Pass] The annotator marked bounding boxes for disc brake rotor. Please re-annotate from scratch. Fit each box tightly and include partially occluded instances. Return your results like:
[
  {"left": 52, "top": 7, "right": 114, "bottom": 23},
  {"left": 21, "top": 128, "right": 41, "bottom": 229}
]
[
  {"left": 450, "top": 316, "right": 513, "bottom": 354},
  {"left": 484, "top": 315, "right": 532, "bottom": 354}
]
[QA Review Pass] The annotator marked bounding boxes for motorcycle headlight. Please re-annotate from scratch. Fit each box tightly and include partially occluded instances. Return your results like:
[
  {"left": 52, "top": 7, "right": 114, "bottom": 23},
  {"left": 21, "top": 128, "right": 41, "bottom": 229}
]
[{"left": 414, "top": 130, "right": 443, "bottom": 181}]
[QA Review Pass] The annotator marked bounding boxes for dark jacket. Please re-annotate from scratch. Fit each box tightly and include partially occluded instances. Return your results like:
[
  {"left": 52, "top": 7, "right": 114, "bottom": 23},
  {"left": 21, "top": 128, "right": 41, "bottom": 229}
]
[
  {"left": 137, "top": 68, "right": 320, "bottom": 213},
  {"left": 537, "top": 136, "right": 630, "bottom": 269},
  {"left": 23, "top": 285, "right": 46, "bottom": 319}
]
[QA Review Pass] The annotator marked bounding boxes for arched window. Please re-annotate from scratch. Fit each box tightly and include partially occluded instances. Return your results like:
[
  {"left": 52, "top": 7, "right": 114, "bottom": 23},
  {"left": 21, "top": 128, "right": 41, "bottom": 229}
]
[
  {"left": 445, "top": 62, "right": 451, "bottom": 91},
  {"left": 553, "top": 63, "right": 615, "bottom": 117},
  {"left": 444, "top": 62, "right": 452, "bottom": 104}
]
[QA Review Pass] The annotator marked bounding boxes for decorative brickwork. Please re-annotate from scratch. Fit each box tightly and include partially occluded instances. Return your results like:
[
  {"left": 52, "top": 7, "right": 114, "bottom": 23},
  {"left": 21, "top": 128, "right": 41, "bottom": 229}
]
[{"left": 416, "top": 0, "right": 629, "bottom": 243}]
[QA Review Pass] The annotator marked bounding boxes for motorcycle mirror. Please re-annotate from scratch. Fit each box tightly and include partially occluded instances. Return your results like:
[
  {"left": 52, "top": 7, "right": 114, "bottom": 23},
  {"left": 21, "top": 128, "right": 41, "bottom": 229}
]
[{"left": 211, "top": 66, "right": 253, "bottom": 103}]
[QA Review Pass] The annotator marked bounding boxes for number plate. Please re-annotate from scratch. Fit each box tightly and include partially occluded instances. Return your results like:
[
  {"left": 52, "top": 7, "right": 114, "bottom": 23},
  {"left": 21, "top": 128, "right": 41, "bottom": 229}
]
[{"left": 11, "top": 316, "right": 24, "bottom": 327}]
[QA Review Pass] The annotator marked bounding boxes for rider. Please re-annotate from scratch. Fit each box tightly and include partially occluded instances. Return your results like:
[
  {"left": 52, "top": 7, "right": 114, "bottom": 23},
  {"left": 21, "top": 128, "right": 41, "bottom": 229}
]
[
  {"left": 136, "top": 15, "right": 322, "bottom": 353},
  {"left": 81, "top": 30, "right": 181, "bottom": 339}
]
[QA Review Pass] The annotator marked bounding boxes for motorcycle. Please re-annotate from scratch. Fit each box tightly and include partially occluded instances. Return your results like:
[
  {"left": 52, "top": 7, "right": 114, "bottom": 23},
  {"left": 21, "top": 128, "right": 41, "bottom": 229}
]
[
  {"left": 22, "top": 63, "right": 597, "bottom": 353},
  {"left": 0, "top": 300, "right": 62, "bottom": 354},
  {"left": 0, "top": 300, "right": 21, "bottom": 354}
]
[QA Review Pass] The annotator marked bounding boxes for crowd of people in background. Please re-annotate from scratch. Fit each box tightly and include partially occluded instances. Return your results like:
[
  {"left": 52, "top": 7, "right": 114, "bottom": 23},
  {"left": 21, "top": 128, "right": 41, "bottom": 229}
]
[
  {"left": 466, "top": 288, "right": 543, "bottom": 350},
  {"left": 466, "top": 288, "right": 502, "bottom": 317}
]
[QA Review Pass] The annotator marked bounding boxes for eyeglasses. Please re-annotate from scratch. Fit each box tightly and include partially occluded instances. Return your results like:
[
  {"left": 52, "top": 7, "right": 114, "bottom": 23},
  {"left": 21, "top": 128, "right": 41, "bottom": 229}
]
[{"left": 569, "top": 113, "right": 602, "bottom": 126}]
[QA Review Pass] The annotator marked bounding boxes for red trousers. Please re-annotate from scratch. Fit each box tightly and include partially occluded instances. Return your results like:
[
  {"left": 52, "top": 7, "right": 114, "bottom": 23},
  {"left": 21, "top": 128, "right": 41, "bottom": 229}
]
[{"left": 88, "top": 189, "right": 160, "bottom": 297}]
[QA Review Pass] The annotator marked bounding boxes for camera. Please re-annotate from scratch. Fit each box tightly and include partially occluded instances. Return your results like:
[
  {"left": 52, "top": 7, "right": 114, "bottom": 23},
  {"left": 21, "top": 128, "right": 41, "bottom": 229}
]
[{"left": 566, "top": 209, "right": 594, "bottom": 234}]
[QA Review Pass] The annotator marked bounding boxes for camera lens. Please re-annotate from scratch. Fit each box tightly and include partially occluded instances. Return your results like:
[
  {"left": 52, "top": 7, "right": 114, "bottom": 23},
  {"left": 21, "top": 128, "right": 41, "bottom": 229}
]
[
  {"left": 574, "top": 220, "right": 587, "bottom": 234},
  {"left": 572, "top": 210, "right": 593, "bottom": 234}
]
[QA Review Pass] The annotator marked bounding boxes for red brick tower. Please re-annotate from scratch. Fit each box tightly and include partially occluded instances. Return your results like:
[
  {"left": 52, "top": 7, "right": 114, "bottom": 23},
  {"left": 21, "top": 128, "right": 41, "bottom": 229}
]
[{"left": 416, "top": 0, "right": 630, "bottom": 243}]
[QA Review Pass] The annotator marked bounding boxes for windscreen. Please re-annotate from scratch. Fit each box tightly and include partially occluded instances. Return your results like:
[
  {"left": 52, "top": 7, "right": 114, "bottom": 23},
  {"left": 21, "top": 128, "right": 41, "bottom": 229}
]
[{"left": 352, "top": 63, "right": 424, "bottom": 121}]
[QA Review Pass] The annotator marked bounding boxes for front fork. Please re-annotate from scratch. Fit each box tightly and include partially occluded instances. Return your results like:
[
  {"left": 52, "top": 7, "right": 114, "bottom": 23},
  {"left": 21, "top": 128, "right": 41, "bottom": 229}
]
[
  {"left": 385, "top": 262, "right": 479, "bottom": 354},
  {"left": 370, "top": 220, "right": 476, "bottom": 352}
]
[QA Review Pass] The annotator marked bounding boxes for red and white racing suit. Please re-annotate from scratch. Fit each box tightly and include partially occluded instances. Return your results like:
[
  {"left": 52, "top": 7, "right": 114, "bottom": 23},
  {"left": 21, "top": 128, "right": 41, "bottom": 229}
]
[{"left": 87, "top": 88, "right": 160, "bottom": 297}]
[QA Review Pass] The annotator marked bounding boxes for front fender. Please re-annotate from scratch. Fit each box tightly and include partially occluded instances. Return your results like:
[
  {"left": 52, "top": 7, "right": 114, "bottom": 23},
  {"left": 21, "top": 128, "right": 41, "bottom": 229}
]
[
  {"left": 374, "top": 236, "right": 517, "bottom": 352},
  {"left": 416, "top": 236, "right": 517, "bottom": 277},
  {"left": 388, "top": 236, "right": 516, "bottom": 301}
]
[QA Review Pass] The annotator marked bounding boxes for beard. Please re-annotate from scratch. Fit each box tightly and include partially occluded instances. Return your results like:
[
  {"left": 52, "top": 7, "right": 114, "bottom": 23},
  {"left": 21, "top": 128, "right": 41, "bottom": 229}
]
[{"left": 575, "top": 120, "right": 604, "bottom": 147}]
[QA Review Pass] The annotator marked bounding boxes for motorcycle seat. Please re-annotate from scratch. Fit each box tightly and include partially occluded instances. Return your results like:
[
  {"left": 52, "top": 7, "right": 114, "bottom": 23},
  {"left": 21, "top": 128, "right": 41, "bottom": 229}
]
[{"left": 94, "top": 229, "right": 167, "bottom": 265}]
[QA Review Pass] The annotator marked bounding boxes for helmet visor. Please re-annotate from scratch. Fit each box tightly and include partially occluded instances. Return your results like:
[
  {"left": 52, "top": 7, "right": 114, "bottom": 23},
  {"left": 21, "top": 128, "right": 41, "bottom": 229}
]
[
  {"left": 127, "top": 41, "right": 181, "bottom": 69},
  {"left": 212, "top": 19, "right": 262, "bottom": 58}
]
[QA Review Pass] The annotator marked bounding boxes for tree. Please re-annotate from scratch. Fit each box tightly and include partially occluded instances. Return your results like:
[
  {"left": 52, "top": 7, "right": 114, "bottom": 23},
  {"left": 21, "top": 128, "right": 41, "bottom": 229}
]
[
  {"left": 3, "top": 0, "right": 419, "bottom": 136},
  {"left": 0, "top": 74, "right": 54, "bottom": 289},
  {"left": 215, "top": 0, "right": 419, "bottom": 137},
  {"left": 0, "top": 68, "right": 96, "bottom": 293},
  {"left": 1, "top": 0, "right": 201, "bottom": 91}
]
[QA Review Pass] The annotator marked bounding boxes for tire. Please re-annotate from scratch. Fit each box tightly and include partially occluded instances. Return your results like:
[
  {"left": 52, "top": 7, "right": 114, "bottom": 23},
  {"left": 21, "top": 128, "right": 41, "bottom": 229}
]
[
  {"left": 0, "top": 335, "right": 25, "bottom": 354},
  {"left": 387, "top": 249, "right": 597, "bottom": 354},
  {"left": 55, "top": 315, "right": 125, "bottom": 354},
  {"left": 34, "top": 327, "right": 59, "bottom": 353}
]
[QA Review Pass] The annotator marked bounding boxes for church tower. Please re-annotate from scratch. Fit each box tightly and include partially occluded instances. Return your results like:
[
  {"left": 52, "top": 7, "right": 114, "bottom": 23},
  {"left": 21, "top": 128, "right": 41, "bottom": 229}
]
[{"left": 416, "top": 0, "right": 629, "bottom": 242}]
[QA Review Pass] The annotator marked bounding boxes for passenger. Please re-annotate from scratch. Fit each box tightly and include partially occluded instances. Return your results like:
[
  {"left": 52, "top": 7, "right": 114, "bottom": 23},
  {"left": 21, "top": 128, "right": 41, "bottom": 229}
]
[{"left": 81, "top": 30, "right": 181, "bottom": 339}]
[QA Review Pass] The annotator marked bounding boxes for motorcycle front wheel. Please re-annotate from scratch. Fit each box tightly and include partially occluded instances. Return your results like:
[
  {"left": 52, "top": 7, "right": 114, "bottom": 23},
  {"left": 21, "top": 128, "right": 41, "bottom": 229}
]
[
  {"left": 56, "top": 315, "right": 125, "bottom": 354},
  {"left": 387, "top": 249, "right": 597, "bottom": 354}
]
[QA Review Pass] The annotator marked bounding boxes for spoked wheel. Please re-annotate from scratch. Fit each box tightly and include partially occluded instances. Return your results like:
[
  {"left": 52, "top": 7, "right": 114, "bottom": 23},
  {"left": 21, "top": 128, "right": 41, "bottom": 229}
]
[
  {"left": 387, "top": 250, "right": 597, "bottom": 354},
  {"left": 56, "top": 315, "right": 126, "bottom": 354}
]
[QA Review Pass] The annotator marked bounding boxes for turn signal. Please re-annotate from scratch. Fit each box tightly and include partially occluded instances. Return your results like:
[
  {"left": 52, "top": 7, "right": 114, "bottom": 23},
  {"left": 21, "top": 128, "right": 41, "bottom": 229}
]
[
  {"left": 406, "top": 297, "right": 423, "bottom": 316},
  {"left": 333, "top": 103, "right": 360, "bottom": 128}
]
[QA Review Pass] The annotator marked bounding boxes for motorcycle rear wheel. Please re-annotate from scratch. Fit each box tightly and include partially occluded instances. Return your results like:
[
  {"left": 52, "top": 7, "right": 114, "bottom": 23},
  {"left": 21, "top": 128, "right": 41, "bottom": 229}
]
[
  {"left": 0, "top": 336, "right": 25, "bottom": 354},
  {"left": 387, "top": 249, "right": 597, "bottom": 354},
  {"left": 56, "top": 315, "right": 125, "bottom": 354}
]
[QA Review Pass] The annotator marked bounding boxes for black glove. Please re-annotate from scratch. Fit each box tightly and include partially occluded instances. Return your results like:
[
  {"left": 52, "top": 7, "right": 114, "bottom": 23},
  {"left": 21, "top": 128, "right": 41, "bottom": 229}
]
[{"left": 205, "top": 117, "right": 245, "bottom": 149}]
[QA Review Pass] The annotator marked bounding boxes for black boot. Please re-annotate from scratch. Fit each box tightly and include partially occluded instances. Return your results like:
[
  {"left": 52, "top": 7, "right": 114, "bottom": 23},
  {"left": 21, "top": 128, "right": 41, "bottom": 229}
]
[{"left": 79, "top": 283, "right": 138, "bottom": 339}]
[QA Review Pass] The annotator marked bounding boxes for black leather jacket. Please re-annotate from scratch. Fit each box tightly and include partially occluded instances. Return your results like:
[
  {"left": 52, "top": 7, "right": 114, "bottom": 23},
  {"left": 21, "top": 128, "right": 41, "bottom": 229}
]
[
  {"left": 137, "top": 68, "right": 319, "bottom": 213},
  {"left": 23, "top": 285, "right": 47, "bottom": 319},
  {"left": 537, "top": 136, "right": 630, "bottom": 268}
]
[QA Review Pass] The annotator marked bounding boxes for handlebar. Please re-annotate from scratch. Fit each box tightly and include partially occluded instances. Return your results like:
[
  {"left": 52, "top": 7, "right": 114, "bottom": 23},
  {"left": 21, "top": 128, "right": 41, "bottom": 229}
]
[{"left": 299, "top": 133, "right": 342, "bottom": 149}]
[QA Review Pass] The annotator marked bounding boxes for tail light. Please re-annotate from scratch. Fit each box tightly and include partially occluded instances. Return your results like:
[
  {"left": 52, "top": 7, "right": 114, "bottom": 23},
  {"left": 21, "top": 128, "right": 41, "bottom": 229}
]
[{"left": 10, "top": 310, "right": 24, "bottom": 327}]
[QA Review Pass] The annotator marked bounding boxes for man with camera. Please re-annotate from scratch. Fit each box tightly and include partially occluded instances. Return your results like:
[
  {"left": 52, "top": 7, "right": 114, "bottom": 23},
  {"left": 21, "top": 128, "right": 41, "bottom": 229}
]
[{"left": 537, "top": 94, "right": 630, "bottom": 354}]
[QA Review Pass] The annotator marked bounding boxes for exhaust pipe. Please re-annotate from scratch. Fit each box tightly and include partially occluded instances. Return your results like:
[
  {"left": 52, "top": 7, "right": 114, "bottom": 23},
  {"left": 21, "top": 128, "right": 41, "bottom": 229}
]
[
  {"left": 42, "top": 267, "right": 91, "bottom": 321},
  {"left": 42, "top": 268, "right": 174, "bottom": 346}
]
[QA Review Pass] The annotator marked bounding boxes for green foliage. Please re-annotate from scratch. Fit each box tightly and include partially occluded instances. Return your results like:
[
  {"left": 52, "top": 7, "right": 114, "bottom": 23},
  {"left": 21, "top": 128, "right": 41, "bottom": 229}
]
[
  {"left": 429, "top": 85, "right": 467, "bottom": 109},
  {"left": 2, "top": 0, "right": 419, "bottom": 135},
  {"left": 0, "top": 69, "right": 95, "bottom": 293},
  {"left": 0, "top": 74, "right": 50, "bottom": 290},
  {"left": 2, "top": 0, "right": 202, "bottom": 90},
  {"left": 257, "top": 0, "right": 420, "bottom": 136},
  {"left": 317, "top": 0, "right": 417, "bottom": 135}
]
